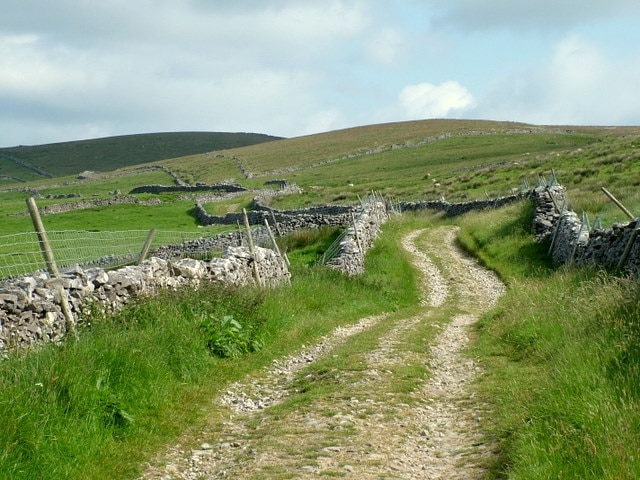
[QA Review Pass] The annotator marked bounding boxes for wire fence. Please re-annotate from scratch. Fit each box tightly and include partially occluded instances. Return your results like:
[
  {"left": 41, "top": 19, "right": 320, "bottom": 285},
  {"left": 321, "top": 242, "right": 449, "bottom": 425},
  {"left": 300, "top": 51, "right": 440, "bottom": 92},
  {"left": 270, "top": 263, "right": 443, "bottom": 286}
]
[
  {"left": 0, "top": 229, "right": 225, "bottom": 281},
  {"left": 318, "top": 192, "right": 382, "bottom": 265}
]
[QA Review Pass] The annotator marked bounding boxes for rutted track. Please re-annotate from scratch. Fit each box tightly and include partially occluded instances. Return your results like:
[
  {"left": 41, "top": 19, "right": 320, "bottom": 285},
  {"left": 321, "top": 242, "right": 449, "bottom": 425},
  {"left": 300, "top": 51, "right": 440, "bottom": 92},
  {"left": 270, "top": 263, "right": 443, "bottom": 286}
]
[{"left": 140, "top": 226, "right": 505, "bottom": 479}]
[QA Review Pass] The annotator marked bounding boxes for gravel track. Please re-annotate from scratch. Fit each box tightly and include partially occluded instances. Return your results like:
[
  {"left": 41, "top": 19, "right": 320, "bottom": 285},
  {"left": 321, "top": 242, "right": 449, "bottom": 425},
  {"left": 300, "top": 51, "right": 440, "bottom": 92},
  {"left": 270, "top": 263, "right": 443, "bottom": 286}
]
[{"left": 139, "top": 226, "right": 505, "bottom": 479}]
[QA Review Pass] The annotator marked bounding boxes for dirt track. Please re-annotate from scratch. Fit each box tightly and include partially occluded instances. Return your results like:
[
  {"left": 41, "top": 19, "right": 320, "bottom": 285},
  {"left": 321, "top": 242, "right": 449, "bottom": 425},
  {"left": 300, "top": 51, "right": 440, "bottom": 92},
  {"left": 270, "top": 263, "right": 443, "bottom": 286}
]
[{"left": 140, "top": 226, "right": 505, "bottom": 479}]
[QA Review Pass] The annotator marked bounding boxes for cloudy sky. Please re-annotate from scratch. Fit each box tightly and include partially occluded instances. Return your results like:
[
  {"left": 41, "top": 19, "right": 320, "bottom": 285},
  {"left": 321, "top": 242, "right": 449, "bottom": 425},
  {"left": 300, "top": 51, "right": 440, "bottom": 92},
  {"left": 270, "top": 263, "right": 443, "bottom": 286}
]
[{"left": 2, "top": 0, "right": 640, "bottom": 147}]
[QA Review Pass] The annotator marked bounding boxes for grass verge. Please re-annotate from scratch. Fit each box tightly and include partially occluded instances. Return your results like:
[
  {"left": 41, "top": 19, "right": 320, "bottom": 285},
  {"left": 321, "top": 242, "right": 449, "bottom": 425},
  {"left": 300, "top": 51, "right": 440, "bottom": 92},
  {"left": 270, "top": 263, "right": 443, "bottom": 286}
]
[
  {"left": 458, "top": 201, "right": 640, "bottom": 479},
  {"left": 0, "top": 215, "right": 421, "bottom": 479}
]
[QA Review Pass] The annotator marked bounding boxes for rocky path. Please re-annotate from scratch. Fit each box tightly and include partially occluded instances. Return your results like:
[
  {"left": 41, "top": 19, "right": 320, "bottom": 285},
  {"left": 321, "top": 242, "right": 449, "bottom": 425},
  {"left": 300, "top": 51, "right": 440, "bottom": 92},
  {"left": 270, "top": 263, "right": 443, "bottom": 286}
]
[{"left": 139, "top": 226, "right": 505, "bottom": 479}]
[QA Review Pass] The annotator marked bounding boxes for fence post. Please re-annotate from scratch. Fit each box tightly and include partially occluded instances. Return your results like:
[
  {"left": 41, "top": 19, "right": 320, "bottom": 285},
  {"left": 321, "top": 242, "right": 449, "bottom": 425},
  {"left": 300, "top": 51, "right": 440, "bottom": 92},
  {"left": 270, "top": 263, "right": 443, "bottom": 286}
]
[
  {"left": 601, "top": 187, "right": 635, "bottom": 220},
  {"left": 264, "top": 218, "right": 289, "bottom": 267},
  {"left": 138, "top": 228, "right": 157, "bottom": 264},
  {"left": 570, "top": 222, "right": 586, "bottom": 264},
  {"left": 243, "top": 208, "right": 262, "bottom": 287},
  {"left": 545, "top": 187, "right": 561, "bottom": 213},
  {"left": 617, "top": 226, "right": 640, "bottom": 270},
  {"left": 25, "top": 197, "right": 77, "bottom": 339},
  {"left": 270, "top": 210, "right": 282, "bottom": 236},
  {"left": 26, "top": 197, "right": 60, "bottom": 277},
  {"left": 548, "top": 199, "right": 566, "bottom": 255}
]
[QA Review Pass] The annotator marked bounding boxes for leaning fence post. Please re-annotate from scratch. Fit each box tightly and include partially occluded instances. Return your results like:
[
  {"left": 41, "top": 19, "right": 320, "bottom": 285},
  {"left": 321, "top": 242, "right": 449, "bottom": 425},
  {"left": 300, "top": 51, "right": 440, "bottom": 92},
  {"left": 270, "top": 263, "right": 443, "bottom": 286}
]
[
  {"left": 351, "top": 211, "right": 363, "bottom": 253},
  {"left": 264, "top": 218, "right": 289, "bottom": 267},
  {"left": 545, "top": 187, "right": 561, "bottom": 213},
  {"left": 138, "top": 228, "right": 157, "bottom": 264},
  {"left": 243, "top": 208, "right": 262, "bottom": 287},
  {"left": 570, "top": 222, "right": 587, "bottom": 264},
  {"left": 270, "top": 210, "right": 282, "bottom": 236},
  {"left": 26, "top": 197, "right": 60, "bottom": 277},
  {"left": 26, "top": 197, "right": 77, "bottom": 339},
  {"left": 601, "top": 187, "right": 635, "bottom": 221}
]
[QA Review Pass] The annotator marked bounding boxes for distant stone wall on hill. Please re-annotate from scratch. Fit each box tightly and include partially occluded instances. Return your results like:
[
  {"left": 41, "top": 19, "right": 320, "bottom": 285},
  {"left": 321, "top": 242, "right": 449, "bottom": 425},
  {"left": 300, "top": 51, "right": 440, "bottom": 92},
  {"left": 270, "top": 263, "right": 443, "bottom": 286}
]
[
  {"left": 129, "top": 183, "right": 248, "bottom": 194},
  {"left": 398, "top": 192, "right": 530, "bottom": 217},
  {"left": 193, "top": 202, "right": 356, "bottom": 235}
]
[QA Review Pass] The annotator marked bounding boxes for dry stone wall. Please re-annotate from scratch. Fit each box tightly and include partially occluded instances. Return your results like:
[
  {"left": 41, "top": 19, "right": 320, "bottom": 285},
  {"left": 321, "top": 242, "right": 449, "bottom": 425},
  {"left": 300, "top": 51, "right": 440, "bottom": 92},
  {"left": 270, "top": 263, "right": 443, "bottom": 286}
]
[
  {"left": 129, "top": 183, "right": 248, "bottom": 194},
  {"left": 325, "top": 200, "right": 390, "bottom": 276},
  {"left": 0, "top": 246, "right": 289, "bottom": 355},
  {"left": 399, "top": 192, "right": 530, "bottom": 217},
  {"left": 193, "top": 202, "right": 356, "bottom": 235},
  {"left": 532, "top": 185, "right": 640, "bottom": 272}
]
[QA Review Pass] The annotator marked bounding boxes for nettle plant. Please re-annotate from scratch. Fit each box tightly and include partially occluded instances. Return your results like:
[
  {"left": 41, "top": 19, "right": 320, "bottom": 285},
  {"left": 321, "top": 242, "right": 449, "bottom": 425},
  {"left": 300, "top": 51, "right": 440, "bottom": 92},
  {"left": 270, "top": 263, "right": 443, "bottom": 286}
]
[{"left": 198, "top": 313, "right": 264, "bottom": 359}]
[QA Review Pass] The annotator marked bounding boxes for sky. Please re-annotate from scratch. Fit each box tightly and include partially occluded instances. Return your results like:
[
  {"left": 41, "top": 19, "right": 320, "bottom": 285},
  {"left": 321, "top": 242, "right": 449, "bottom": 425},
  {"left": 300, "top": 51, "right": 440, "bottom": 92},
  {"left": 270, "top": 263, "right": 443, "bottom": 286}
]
[{"left": 1, "top": 1, "right": 640, "bottom": 147}]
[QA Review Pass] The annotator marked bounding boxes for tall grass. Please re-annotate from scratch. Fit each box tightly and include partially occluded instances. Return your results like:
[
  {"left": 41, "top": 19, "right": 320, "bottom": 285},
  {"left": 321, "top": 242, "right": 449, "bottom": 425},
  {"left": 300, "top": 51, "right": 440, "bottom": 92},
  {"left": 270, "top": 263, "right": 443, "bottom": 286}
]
[
  {"left": 0, "top": 217, "right": 419, "bottom": 479},
  {"left": 458, "top": 202, "right": 640, "bottom": 479}
]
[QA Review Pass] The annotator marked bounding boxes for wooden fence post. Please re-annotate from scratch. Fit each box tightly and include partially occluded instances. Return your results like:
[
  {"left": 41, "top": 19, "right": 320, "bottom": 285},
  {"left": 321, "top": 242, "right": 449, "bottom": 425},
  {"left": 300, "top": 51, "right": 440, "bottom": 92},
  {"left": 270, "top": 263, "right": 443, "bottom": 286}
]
[
  {"left": 617, "top": 227, "right": 640, "bottom": 270},
  {"left": 270, "top": 210, "right": 282, "bottom": 236},
  {"left": 601, "top": 187, "right": 635, "bottom": 220},
  {"left": 26, "top": 197, "right": 77, "bottom": 339},
  {"left": 138, "top": 228, "right": 157, "bottom": 264},
  {"left": 351, "top": 212, "right": 363, "bottom": 253},
  {"left": 264, "top": 218, "right": 289, "bottom": 266},
  {"left": 547, "top": 198, "right": 566, "bottom": 254},
  {"left": 243, "top": 208, "right": 262, "bottom": 287},
  {"left": 26, "top": 197, "right": 60, "bottom": 277}
]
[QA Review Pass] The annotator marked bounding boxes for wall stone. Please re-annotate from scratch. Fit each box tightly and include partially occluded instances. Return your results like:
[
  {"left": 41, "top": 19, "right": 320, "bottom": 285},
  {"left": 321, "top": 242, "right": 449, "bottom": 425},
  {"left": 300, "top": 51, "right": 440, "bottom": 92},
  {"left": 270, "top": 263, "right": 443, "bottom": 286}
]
[
  {"left": 193, "top": 202, "right": 356, "bottom": 235},
  {"left": 10, "top": 184, "right": 603, "bottom": 356}
]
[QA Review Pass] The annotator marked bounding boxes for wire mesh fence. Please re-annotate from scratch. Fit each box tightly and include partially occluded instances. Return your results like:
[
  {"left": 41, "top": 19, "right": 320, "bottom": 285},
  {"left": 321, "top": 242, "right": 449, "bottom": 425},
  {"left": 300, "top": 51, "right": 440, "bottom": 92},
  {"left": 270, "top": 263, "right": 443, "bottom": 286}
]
[{"left": 0, "top": 229, "right": 225, "bottom": 281}]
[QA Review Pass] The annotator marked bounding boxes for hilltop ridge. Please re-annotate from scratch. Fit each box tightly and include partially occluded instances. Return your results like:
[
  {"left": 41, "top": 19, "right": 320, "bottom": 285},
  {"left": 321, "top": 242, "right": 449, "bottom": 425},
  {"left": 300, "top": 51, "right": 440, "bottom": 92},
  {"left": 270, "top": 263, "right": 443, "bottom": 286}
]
[{"left": 0, "top": 131, "right": 283, "bottom": 182}]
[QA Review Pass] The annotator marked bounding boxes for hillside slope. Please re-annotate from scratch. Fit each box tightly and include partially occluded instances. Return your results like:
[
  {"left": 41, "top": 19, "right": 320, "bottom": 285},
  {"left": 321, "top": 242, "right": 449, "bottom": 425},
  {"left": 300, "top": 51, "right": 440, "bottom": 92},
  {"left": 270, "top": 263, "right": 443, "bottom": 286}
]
[{"left": 0, "top": 131, "right": 282, "bottom": 182}]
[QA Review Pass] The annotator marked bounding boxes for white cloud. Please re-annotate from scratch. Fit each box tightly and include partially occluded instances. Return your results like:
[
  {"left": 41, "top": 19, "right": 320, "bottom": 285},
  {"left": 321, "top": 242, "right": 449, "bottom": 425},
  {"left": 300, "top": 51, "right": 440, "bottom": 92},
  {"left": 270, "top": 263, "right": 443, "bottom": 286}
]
[
  {"left": 472, "top": 35, "right": 640, "bottom": 125},
  {"left": 365, "top": 28, "right": 406, "bottom": 66},
  {"left": 0, "top": 1, "right": 370, "bottom": 144},
  {"left": 399, "top": 81, "right": 474, "bottom": 118},
  {"left": 0, "top": 35, "right": 104, "bottom": 97}
]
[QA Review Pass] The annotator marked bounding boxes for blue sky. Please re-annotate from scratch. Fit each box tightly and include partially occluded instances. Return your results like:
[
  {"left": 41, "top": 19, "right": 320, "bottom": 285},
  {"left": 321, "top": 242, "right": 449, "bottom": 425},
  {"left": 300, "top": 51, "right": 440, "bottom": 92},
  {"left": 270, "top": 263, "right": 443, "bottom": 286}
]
[{"left": 1, "top": 0, "right": 640, "bottom": 146}]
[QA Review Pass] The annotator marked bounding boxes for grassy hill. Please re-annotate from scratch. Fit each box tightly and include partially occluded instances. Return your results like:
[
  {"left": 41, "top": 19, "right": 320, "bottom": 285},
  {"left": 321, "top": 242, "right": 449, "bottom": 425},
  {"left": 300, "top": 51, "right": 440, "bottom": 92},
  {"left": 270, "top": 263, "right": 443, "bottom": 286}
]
[
  {"left": 0, "top": 131, "right": 282, "bottom": 182},
  {"left": 1, "top": 118, "right": 639, "bottom": 235}
]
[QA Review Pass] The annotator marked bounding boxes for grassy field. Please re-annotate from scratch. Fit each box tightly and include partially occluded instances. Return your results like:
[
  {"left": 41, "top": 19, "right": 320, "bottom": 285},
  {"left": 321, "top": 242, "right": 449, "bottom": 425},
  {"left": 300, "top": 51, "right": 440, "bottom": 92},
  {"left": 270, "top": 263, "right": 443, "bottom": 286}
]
[{"left": 458, "top": 202, "right": 640, "bottom": 479}]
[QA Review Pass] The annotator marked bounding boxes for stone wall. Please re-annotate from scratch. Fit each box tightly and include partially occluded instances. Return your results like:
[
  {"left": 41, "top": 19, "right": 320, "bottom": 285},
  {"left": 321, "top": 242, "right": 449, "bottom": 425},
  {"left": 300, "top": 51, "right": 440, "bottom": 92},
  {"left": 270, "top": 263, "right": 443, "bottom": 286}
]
[
  {"left": 325, "top": 200, "right": 390, "bottom": 275},
  {"left": 193, "top": 202, "right": 355, "bottom": 235},
  {"left": 129, "top": 183, "right": 248, "bottom": 194},
  {"left": 532, "top": 185, "right": 640, "bottom": 272},
  {"left": 0, "top": 246, "right": 289, "bottom": 355},
  {"left": 399, "top": 191, "right": 529, "bottom": 217}
]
